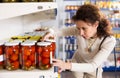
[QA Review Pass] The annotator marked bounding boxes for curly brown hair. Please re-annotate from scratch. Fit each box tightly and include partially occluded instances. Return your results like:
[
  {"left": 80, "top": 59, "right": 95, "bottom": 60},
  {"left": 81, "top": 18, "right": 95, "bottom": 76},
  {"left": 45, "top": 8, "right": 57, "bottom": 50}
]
[{"left": 72, "top": 4, "right": 113, "bottom": 38}]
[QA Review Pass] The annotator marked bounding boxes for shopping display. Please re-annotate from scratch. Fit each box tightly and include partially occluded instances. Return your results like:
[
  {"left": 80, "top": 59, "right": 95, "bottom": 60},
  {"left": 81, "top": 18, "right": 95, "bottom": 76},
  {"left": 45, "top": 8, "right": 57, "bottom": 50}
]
[
  {"left": 0, "top": 32, "right": 56, "bottom": 71},
  {"left": 0, "top": 0, "right": 119, "bottom": 78}
]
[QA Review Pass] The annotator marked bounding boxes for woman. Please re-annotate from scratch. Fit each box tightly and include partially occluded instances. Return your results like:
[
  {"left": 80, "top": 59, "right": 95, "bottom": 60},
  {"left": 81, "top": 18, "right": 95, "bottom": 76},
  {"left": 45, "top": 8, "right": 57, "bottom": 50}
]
[{"left": 43, "top": 4, "right": 116, "bottom": 78}]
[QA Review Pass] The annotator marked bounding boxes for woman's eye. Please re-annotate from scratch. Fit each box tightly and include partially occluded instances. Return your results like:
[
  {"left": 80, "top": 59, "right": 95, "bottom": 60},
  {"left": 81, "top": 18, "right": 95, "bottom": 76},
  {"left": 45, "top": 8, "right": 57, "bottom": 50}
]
[
  {"left": 77, "top": 27, "right": 80, "bottom": 30},
  {"left": 82, "top": 28, "right": 86, "bottom": 30}
]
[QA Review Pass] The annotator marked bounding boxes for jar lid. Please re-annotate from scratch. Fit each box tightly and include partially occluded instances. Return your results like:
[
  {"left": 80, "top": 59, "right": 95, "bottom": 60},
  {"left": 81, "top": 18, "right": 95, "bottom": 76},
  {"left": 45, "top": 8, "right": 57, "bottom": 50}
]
[
  {"left": 21, "top": 41, "right": 35, "bottom": 46},
  {"left": 37, "top": 42, "right": 51, "bottom": 46},
  {"left": 11, "top": 40, "right": 23, "bottom": 43},
  {"left": 25, "top": 40, "right": 37, "bottom": 43},
  {"left": 5, "top": 42, "right": 19, "bottom": 46},
  {"left": 45, "top": 39, "right": 56, "bottom": 42},
  {"left": 0, "top": 42, "right": 4, "bottom": 45}
]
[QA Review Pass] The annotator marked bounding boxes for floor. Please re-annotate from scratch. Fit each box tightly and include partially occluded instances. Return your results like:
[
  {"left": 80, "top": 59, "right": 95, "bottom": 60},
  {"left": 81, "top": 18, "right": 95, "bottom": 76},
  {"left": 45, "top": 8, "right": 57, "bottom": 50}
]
[{"left": 61, "top": 71, "right": 120, "bottom": 78}]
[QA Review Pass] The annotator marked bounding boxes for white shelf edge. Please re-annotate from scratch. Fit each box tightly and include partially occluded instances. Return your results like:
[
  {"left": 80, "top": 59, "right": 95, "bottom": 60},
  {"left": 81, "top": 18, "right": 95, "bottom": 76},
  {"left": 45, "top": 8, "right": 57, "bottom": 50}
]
[
  {"left": 0, "top": 2, "right": 57, "bottom": 20},
  {"left": 0, "top": 68, "right": 56, "bottom": 78}
]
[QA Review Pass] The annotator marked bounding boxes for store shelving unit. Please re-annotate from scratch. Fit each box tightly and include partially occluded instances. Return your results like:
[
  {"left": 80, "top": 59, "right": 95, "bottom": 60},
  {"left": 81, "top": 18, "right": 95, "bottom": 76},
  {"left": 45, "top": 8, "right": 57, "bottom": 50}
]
[
  {"left": 0, "top": 2, "right": 58, "bottom": 78},
  {"left": 0, "top": 68, "right": 55, "bottom": 78},
  {"left": 0, "top": 2, "right": 57, "bottom": 20}
]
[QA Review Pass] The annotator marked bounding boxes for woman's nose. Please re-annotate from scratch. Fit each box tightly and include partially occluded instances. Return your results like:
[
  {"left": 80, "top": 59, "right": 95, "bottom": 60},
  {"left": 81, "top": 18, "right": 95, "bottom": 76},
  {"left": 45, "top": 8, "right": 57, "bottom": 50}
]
[{"left": 79, "top": 29, "right": 84, "bottom": 36}]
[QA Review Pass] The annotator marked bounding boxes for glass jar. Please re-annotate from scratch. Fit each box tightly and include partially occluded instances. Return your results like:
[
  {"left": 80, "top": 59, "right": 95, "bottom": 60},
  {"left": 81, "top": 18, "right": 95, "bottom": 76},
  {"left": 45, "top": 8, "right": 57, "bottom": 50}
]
[
  {"left": 37, "top": 42, "right": 52, "bottom": 70},
  {"left": 0, "top": 42, "right": 4, "bottom": 69},
  {"left": 2, "top": 0, "right": 18, "bottom": 2},
  {"left": 22, "top": 0, "right": 38, "bottom": 2},
  {"left": 20, "top": 41, "right": 36, "bottom": 70},
  {"left": 4, "top": 42, "right": 20, "bottom": 70},
  {"left": 38, "top": 0, "right": 53, "bottom": 2},
  {"left": 45, "top": 39, "right": 56, "bottom": 57}
]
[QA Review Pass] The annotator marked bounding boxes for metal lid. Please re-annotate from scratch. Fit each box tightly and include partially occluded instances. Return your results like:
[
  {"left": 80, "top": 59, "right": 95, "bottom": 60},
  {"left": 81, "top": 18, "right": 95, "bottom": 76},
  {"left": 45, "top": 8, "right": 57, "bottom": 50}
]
[
  {"left": 45, "top": 39, "right": 56, "bottom": 42},
  {"left": 25, "top": 40, "right": 37, "bottom": 43},
  {"left": 11, "top": 40, "right": 23, "bottom": 43},
  {"left": 0, "top": 42, "right": 4, "bottom": 46},
  {"left": 21, "top": 41, "right": 35, "bottom": 46},
  {"left": 5, "top": 42, "right": 19, "bottom": 46},
  {"left": 37, "top": 42, "right": 51, "bottom": 46}
]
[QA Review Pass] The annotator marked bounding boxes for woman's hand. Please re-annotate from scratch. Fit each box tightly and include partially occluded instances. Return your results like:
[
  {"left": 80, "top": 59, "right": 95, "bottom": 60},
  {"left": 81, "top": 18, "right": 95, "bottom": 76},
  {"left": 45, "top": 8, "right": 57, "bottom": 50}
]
[
  {"left": 42, "top": 32, "right": 55, "bottom": 41},
  {"left": 42, "top": 28, "right": 55, "bottom": 41},
  {"left": 52, "top": 58, "right": 72, "bottom": 73}
]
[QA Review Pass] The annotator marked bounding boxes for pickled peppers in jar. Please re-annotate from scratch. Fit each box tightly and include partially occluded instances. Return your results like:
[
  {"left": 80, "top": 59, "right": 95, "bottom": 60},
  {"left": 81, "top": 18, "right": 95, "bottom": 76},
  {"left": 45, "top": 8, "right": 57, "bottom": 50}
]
[
  {"left": 20, "top": 41, "right": 36, "bottom": 70},
  {"left": 4, "top": 42, "right": 20, "bottom": 70},
  {"left": 0, "top": 42, "right": 4, "bottom": 69},
  {"left": 37, "top": 42, "right": 52, "bottom": 70}
]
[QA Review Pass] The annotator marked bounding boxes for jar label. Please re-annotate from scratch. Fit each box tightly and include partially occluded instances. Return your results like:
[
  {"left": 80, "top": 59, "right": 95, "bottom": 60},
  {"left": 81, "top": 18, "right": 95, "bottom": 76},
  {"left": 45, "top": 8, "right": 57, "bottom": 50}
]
[{"left": 0, "top": 55, "right": 3, "bottom": 62}]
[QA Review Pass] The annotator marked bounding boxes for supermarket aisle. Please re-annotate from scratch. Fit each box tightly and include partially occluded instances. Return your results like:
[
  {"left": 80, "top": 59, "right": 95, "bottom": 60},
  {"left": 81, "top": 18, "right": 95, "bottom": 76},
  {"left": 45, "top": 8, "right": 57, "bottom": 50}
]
[{"left": 61, "top": 71, "right": 120, "bottom": 78}]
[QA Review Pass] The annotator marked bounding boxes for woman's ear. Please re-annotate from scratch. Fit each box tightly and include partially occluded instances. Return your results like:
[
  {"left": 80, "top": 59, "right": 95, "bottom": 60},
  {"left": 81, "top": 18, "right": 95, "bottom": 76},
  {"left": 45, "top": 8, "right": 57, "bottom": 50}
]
[{"left": 94, "top": 21, "right": 99, "bottom": 28}]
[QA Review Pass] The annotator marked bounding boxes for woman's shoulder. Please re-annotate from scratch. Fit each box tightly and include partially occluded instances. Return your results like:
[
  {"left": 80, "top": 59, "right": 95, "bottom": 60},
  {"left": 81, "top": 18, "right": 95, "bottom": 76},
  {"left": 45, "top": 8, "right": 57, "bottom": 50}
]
[
  {"left": 107, "top": 35, "right": 116, "bottom": 40},
  {"left": 102, "top": 35, "right": 116, "bottom": 43}
]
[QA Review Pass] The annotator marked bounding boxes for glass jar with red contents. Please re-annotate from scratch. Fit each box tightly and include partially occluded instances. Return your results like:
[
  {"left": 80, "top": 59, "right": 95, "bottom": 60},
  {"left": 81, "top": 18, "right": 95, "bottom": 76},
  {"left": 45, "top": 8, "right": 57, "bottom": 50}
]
[
  {"left": 45, "top": 39, "right": 56, "bottom": 58},
  {"left": 20, "top": 41, "right": 36, "bottom": 70},
  {"left": 0, "top": 42, "right": 4, "bottom": 69},
  {"left": 4, "top": 42, "right": 19, "bottom": 70},
  {"left": 37, "top": 42, "right": 52, "bottom": 70}
]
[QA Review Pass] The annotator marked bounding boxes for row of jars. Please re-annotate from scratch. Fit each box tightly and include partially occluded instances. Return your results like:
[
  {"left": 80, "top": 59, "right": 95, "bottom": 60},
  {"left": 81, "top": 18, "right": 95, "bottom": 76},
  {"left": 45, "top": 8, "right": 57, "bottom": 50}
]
[
  {"left": 0, "top": 39, "right": 56, "bottom": 71},
  {"left": 1, "top": 0, "right": 53, "bottom": 2}
]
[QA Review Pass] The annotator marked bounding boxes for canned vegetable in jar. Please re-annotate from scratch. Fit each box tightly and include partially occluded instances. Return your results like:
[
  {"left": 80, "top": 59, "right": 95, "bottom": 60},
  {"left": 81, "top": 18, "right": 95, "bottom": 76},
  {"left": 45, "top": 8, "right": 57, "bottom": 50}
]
[
  {"left": 45, "top": 39, "right": 56, "bottom": 57},
  {"left": 0, "top": 42, "right": 4, "bottom": 69},
  {"left": 20, "top": 41, "right": 36, "bottom": 70},
  {"left": 4, "top": 42, "right": 20, "bottom": 70},
  {"left": 2, "top": 0, "right": 18, "bottom": 2},
  {"left": 37, "top": 42, "right": 52, "bottom": 70}
]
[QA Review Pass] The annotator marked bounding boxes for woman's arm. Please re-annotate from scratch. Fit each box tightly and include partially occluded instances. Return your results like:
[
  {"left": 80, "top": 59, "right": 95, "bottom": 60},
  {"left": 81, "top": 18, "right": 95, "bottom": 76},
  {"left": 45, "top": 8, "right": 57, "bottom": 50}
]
[
  {"left": 56, "top": 26, "right": 79, "bottom": 37},
  {"left": 52, "top": 36, "right": 116, "bottom": 73},
  {"left": 42, "top": 26, "right": 78, "bottom": 40}
]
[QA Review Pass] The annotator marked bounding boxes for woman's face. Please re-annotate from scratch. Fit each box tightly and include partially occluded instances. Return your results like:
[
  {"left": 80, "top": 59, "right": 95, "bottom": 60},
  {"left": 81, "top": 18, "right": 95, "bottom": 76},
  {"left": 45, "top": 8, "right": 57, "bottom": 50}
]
[{"left": 76, "top": 20, "right": 98, "bottom": 39}]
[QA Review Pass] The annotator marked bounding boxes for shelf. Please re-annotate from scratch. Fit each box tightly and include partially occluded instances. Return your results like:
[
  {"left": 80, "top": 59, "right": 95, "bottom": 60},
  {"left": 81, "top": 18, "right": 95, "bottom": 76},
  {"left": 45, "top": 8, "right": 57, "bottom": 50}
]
[
  {"left": 97, "top": 0, "right": 120, "bottom": 2},
  {"left": 0, "top": 2, "right": 57, "bottom": 20},
  {"left": 64, "top": 0, "right": 84, "bottom": 1},
  {"left": 112, "top": 28, "right": 120, "bottom": 30},
  {"left": 0, "top": 68, "right": 57, "bottom": 78},
  {"left": 109, "top": 18, "right": 120, "bottom": 21},
  {"left": 65, "top": 10, "right": 76, "bottom": 12},
  {"left": 103, "top": 66, "right": 116, "bottom": 72},
  {"left": 103, "top": 66, "right": 120, "bottom": 72},
  {"left": 100, "top": 8, "right": 120, "bottom": 11}
]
